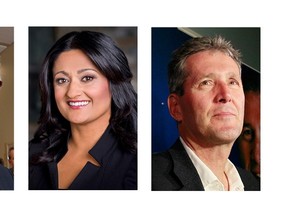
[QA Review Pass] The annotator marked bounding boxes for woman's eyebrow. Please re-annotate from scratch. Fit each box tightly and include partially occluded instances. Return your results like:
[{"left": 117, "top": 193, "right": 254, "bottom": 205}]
[
  {"left": 54, "top": 70, "right": 69, "bottom": 77},
  {"left": 54, "top": 68, "right": 99, "bottom": 76},
  {"left": 77, "top": 68, "right": 99, "bottom": 74}
]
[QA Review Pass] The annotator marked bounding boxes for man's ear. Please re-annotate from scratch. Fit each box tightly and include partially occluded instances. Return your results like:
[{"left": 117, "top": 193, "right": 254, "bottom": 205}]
[{"left": 167, "top": 93, "right": 182, "bottom": 122}]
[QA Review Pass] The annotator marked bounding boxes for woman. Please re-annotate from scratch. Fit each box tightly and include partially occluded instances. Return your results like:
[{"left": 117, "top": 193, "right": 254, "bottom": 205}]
[{"left": 29, "top": 31, "right": 137, "bottom": 190}]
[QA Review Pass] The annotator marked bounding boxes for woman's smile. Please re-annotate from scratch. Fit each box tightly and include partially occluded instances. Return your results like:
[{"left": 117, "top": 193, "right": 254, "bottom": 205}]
[{"left": 67, "top": 100, "right": 90, "bottom": 109}]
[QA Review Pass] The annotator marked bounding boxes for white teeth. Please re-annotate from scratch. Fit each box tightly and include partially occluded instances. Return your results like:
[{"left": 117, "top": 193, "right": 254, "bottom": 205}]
[{"left": 68, "top": 101, "right": 89, "bottom": 107}]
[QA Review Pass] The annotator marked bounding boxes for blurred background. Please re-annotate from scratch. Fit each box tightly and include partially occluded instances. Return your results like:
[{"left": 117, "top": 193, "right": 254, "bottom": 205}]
[{"left": 29, "top": 27, "right": 137, "bottom": 140}]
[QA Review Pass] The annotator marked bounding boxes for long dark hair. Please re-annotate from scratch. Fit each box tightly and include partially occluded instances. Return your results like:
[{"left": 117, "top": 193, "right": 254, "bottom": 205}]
[{"left": 32, "top": 31, "right": 137, "bottom": 162}]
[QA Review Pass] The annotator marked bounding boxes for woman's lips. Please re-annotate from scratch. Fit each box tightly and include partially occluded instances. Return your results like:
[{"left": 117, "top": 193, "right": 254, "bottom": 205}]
[{"left": 67, "top": 100, "right": 90, "bottom": 108}]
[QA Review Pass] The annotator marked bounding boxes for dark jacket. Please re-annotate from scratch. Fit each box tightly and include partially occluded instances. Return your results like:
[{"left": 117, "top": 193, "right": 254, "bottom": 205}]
[
  {"left": 29, "top": 126, "right": 137, "bottom": 190},
  {"left": 152, "top": 139, "right": 260, "bottom": 191},
  {"left": 0, "top": 164, "right": 13, "bottom": 190}
]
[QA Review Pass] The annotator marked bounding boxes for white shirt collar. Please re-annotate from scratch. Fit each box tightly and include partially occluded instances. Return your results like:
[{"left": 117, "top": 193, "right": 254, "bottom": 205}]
[{"left": 180, "top": 137, "right": 244, "bottom": 191}]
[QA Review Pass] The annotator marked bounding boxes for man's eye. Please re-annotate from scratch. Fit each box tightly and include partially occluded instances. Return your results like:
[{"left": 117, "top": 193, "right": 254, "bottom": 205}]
[
  {"left": 229, "top": 79, "right": 241, "bottom": 87},
  {"left": 200, "top": 80, "right": 213, "bottom": 86},
  {"left": 241, "top": 126, "right": 254, "bottom": 141}
]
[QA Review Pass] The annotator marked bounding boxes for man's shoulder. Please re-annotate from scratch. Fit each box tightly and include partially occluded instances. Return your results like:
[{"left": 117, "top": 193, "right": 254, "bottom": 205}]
[
  {"left": 0, "top": 165, "right": 13, "bottom": 190},
  {"left": 152, "top": 150, "right": 171, "bottom": 160},
  {"left": 152, "top": 139, "right": 187, "bottom": 170},
  {"left": 152, "top": 150, "right": 173, "bottom": 170},
  {"left": 152, "top": 150, "right": 182, "bottom": 190},
  {"left": 236, "top": 166, "right": 260, "bottom": 191},
  {"left": 0, "top": 164, "right": 9, "bottom": 173}
]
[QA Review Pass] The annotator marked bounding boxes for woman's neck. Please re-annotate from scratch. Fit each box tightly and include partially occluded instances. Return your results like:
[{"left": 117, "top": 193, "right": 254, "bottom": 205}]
[{"left": 69, "top": 120, "right": 109, "bottom": 151}]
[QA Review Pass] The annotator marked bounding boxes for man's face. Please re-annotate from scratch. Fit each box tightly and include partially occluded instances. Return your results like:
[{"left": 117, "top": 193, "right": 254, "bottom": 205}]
[
  {"left": 8, "top": 149, "right": 14, "bottom": 168},
  {"left": 238, "top": 91, "right": 260, "bottom": 177},
  {"left": 169, "top": 50, "right": 245, "bottom": 147}
]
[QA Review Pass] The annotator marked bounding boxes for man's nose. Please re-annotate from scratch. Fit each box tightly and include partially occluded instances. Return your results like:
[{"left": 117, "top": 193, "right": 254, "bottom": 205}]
[
  {"left": 215, "top": 83, "right": 232, "bottom": 103},
  {"left": 251, "top": 130, "right": 260, "bottom": 164}
]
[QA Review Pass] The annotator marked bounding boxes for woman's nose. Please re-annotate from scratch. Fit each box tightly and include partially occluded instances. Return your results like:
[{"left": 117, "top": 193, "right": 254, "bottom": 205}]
[{"left": 66, "top": 80, "right": 81, "bottom": 98}]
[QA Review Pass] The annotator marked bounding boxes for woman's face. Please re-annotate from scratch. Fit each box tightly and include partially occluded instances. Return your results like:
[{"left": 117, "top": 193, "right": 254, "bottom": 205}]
[{"left": 53, "top": 49, "right": 111, "bottom": 127}]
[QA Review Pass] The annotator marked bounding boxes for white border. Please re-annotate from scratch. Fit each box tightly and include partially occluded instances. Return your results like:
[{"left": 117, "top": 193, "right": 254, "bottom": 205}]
[{"left": 1, "top": 1, "right": 287, "bottom": 215}]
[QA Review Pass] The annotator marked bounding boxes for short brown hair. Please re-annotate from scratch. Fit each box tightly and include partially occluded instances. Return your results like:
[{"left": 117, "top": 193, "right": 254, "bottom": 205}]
[{"left": 168, "top": 35, "right": 242, "bottom": 95}]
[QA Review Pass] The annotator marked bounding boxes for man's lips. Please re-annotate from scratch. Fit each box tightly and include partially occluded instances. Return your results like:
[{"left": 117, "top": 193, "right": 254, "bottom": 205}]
[
  {"left": 213, "top": 112, "right": 235, "bottom": 117},
  {"left": 212, "top": 108, "right": 237, "bottom": 118}
]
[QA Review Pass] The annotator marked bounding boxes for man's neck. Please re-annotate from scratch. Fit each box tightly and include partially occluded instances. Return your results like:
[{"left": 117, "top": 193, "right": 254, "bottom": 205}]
[{"left": 181, "top": 135, "right": 233, "bottom": 188}]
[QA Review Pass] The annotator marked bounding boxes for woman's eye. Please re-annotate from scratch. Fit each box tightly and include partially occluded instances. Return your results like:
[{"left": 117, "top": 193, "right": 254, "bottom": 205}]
[
  {"left": 82, "top": 76, "right": 94, "bottom": 82},
  {"left": 55, "top": 78, "right": 68, "bottom": 84}
]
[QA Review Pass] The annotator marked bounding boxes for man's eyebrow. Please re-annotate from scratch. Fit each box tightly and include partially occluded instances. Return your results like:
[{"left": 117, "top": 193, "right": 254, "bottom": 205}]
[
  {"left": 189, "top": 72, "right": 215, "bottom": 82},
  {"left": 243, "top": 123, "right": 253, "bottom": 128}
]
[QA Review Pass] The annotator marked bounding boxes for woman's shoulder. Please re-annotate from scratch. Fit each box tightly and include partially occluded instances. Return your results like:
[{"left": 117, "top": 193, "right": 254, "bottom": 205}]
[{"left": 29, "top": 136, "right": 50, "bottom": 156}]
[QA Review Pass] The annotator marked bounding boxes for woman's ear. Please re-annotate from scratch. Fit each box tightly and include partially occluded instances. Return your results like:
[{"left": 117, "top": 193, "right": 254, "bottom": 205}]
[{"left": 167, "top": 93, "right": 182, "bottom": 122}]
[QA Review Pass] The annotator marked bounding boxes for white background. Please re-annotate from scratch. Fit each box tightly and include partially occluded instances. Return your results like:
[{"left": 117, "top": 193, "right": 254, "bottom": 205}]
[{"left": 1, "top": 1, "right": 287, "bottom": 215}]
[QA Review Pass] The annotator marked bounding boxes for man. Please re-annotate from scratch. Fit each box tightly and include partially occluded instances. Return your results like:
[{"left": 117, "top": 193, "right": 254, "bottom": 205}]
[
  {"left": 8, "top": 146, "right": 14, "bottom": 176},
  {"left": 0, "top": 164, "right": 13, "bottom": 190},
  {"left": 152, "top": 36, "right": 260, "bottom": 191},
  {"left": 237, "top": 68, "right": 260, "bottom": 178},
  {"left": 0, "top": 76, "right": 14, "bottom": 190}
]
